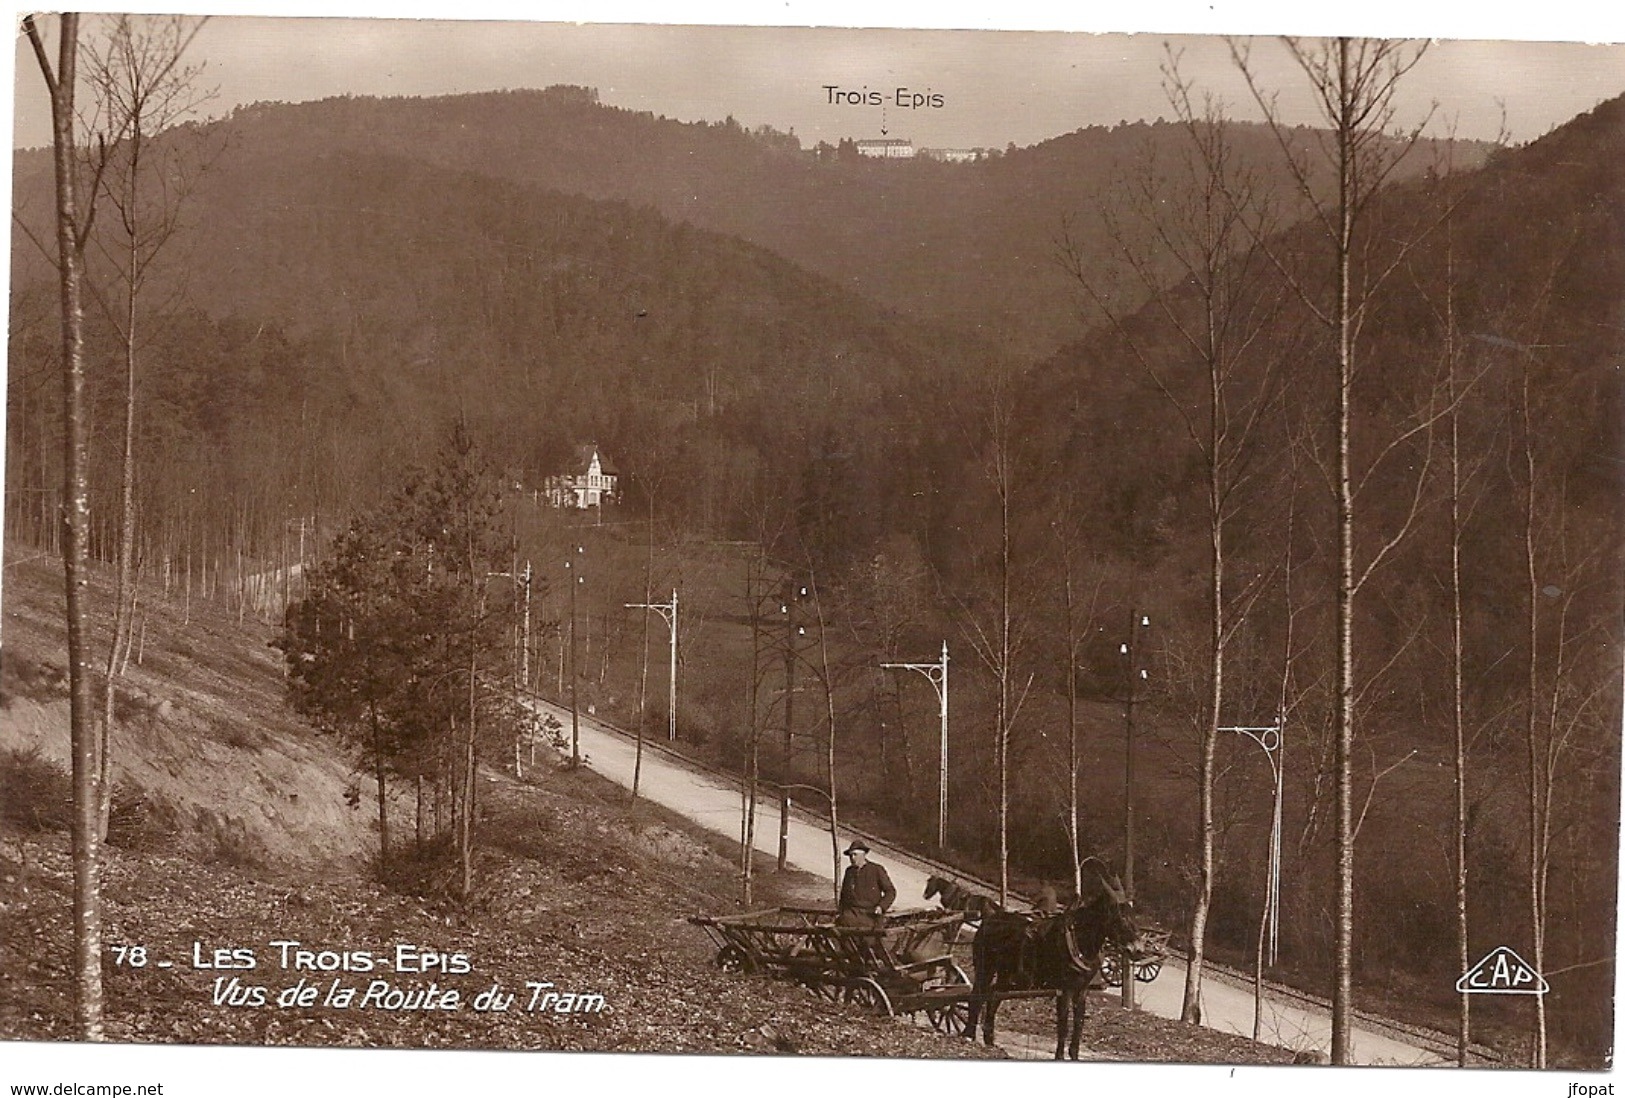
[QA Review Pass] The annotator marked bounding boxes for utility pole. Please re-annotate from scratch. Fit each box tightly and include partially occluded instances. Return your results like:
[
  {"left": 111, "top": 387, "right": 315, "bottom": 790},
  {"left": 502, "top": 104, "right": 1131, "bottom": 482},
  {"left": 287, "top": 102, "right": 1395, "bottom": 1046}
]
[
  {"left": 1223, "top": 718, "right": 1284, "bottom": 1041},
  {"left": 521, "top": 561, "right": 532, "bottom": 699},
  {"left": 1121, "top": 611, "right": 1149, "bottom": 1009},
  {"left": 520, "top": 560, "right": 532, "bottom": 766},
  {"left": 566, "top": 545, "right": 582, "bottom": 767},
  {"left": 779, "top": 579, "right": 805, "bottom": 871},
  {"left": 882, "top": 641, "right": 950, "bottom": 848},
  {"left": 626, "top": 589, "right": 679, "bottom": 741},
  {"left": 668, "top": 588, "right": 677, "bottom": 742}
]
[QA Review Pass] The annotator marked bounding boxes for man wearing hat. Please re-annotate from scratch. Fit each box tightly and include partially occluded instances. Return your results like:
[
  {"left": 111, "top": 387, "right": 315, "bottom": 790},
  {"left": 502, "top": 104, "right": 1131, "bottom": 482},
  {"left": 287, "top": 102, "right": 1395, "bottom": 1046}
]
[{"left": 836, "top": 840, "right": 896, "bottom": 929}]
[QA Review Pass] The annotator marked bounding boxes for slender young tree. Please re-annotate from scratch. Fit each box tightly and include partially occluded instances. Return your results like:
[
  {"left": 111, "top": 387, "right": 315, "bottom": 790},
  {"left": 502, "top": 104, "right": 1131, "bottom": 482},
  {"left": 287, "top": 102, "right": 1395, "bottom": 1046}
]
[
  {"left": 632, "top": 483, "right": 656, "bottom": 801},
  {"left": 24, "top": 11, "right": 104, "bottom": 1041},
  {"left": 1048, "top": 504, "right": 1105, "bottom": 896},
  {"left": 82, "top": 14, "right": 211, "bottom": 837},
  {"left": 1061, "top": 60, "right": 1284, "bottom": 1023},
  {"left": 1230, "top": 37, "right": 1437, "bottom": 1062},
  {"left": 1414, "top": 172, "right": 1497, "bottom": 1065},
  {"left": 1504, "top": 267, "right": 1614, "bottom": 1067},
  {"left": 801, "top": 571, "right": 845, "bottom": 902},
  {"left": 954, "top": 369, "right": 1032, "bottom": 905},
  {"left": 737, "top": 550, "right": 781, "bottom": 906},
  {"left": 846, "top": 535, "right": 931, "bottom": 816}
]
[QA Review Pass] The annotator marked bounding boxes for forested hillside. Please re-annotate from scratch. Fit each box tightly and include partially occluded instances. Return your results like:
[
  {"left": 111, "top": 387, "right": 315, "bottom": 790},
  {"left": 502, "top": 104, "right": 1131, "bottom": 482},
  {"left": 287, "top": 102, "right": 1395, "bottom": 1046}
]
[
  {"left": 1008, "top": 93, "right": 1623, "bottom": 1063},
  {"left": 13, "top": 85, "right": 1484, "bottom": 362},
  {"left": 9, "top": 137, "right": 995, "bottom": 581}
]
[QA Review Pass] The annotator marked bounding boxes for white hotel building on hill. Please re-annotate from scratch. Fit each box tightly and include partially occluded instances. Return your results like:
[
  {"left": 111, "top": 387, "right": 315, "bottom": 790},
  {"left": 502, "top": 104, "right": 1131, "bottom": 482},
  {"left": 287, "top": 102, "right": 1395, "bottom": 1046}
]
[
  {"left": 854, "top": 139, "right": 986, "bottom": 162},
  {"left": 855, "top": 138, "right": 915, "bottom": 158}
]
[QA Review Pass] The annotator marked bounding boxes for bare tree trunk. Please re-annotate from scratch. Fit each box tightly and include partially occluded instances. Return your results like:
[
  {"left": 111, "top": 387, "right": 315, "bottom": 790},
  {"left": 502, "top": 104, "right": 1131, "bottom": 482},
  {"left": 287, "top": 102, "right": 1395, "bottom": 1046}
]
[
  {"left": 779, "top": 578, "right": 796, "bottom": 871},
  {"left": 740, "top": 562, "right": 766, "bottom": 906},
  {"left": 1067, "top": 80, "right": 1279, "bottom": 1023},
  {"left": 461, "top": 540, "right": 481, "bottom": 898},
  {"left": 996, "top": 420, "right": 1013, "bottom": 906},
  {"left": 809, "top": 577, "right": 842, "bottom": 904},
  {"left": 27, "top": 12, "right": 104, "bottom": 1041},
  {"left": 633, "top": 493, "right": 653, "bottom": 801},
  {"left": 964, "top": 391, "right": 1020, "bottom": 906},
  {"left": 1230, "top": 38, "right": 1433, "bottom": 1062},
  {"left": 1262, "top": 443, "right": 1304, "bottom": 1041},
  {"left": 415, "top": 773, "right": 424, "bottom": 853},
  {"left": 369, "top": 702, "right": 389, "bottom": 876},
  {"left": 1330, "top": 42, "right": 1360, "bottom": 1061},
  {"left": 1445, "top": 239, "right": 1473, "bottom": 1069},
  {"left": 1057, "top": 534, "right": 1086, "bottom": 896},
  {"left": 1184, "top": 505, "right": 1222, "bottom": 1023},
  {"left": 1518, "top": 353, "right": 1547, "bottom": 1069},
  {"left": 98, "top": 247, "right": 138, "bottom": 838}
]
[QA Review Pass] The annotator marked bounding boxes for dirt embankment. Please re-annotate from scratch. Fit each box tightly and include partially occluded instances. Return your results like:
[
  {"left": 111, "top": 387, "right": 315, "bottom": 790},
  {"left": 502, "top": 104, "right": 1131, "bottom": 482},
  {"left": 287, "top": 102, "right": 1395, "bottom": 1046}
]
[{"left": 2, "top": 554, "right": 371, "bottom": 870}]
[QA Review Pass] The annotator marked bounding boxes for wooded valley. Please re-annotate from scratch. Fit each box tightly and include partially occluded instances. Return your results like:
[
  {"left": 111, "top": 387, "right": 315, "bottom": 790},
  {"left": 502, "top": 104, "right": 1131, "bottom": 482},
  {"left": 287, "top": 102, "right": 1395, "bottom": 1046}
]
[{"left": 8, "top": 24, "right": 1620, "bottom": 1068}]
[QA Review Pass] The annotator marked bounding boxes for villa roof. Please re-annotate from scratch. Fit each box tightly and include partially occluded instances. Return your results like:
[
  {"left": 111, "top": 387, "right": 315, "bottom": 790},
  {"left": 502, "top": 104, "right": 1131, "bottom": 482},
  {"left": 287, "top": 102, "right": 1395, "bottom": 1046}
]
[{"left": 570, "top": 443, "right": 617, "bottom": 476}]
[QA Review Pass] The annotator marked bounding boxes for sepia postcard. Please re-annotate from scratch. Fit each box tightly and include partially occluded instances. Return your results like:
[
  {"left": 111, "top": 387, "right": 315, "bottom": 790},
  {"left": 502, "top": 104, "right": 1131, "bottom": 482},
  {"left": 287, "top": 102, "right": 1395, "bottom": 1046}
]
[{"left": 4, "top": 2, "right": 1622, "bottom": 1095}]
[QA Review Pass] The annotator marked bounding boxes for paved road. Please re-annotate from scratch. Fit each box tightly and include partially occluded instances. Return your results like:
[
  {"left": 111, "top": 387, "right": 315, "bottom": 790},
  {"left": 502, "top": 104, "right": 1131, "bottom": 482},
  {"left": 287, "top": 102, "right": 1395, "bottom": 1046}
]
[{"left": 533, "top": 700, "right": 1447, "bottom": 1066}]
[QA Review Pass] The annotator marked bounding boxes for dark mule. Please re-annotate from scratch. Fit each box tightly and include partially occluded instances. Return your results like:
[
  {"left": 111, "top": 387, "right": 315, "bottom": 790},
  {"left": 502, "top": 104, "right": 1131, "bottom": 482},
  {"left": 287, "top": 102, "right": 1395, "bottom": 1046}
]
[
  {"left": 923, "top": 875, "right": 1003, "bottom": 922},
  {"left": 963, "top": 860, "right": 1147, "bottom": 1060}
]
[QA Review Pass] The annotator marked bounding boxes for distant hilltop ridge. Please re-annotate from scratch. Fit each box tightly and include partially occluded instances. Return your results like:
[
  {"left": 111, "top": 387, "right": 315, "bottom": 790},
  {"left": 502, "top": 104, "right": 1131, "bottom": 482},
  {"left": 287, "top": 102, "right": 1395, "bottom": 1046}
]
[{"left": 14, "top": 82, "right": 1507, "bottom": 360}]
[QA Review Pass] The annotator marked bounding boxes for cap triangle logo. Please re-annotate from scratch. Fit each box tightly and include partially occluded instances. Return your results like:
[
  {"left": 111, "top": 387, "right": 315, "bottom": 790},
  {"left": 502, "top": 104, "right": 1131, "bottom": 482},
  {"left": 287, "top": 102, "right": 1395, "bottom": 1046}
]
[{"left": 1456, "top": 946, "right": 1549, "bottom": 995}]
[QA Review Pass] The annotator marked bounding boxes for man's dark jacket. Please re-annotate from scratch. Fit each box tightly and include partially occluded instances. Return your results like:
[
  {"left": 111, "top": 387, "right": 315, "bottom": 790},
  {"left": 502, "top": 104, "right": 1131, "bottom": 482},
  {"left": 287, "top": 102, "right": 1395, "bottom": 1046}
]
[{"left": 839, "top": 861, "right": 897, "bottom": 915}]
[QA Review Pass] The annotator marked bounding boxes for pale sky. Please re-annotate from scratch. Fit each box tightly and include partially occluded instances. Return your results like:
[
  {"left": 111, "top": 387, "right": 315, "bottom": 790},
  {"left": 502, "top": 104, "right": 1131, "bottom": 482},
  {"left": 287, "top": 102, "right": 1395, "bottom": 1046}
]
[{"left": 9, "top": 2, "right": 1625, "bottom": 152}]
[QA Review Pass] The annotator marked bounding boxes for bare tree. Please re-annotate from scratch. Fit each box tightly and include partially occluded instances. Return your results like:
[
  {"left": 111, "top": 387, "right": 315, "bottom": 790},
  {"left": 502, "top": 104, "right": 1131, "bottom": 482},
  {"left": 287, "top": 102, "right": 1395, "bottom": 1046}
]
[
  {"left": 1416, "top": 179, "right": 1497, "bottom": 1066},
  {"left": 800, "top": 571, "right": 846, "bottom": 901},
  {"left": 1229, "top": 37, "right": 1440, "bottom": 1062},
  {"left": 23, "top": 11, "right": 103, "bottom": 1041},
  {"left": 1505, "top": 279, "right": 1616, "bottom": 1067},
  {"left": 80, "top": 14, "right": 211, "bottom": 837},
  {"left": 628, "top": 469, "right": 674, "bottom": 802},
  {"left": 953, "top": 370, "right": 1034, "bottom": 905},
  {"left": 848, "top": 535, "right": 933, "bottom": 816},
  {"left": 736, "top": 505, "right": 790, "bottom": 905},
  {"left": 1061, "top": 57, "right": 1285, "bottom": 1024},
  {"left": 1048, "top": 503, "right": 1106, "bottom": 895}
]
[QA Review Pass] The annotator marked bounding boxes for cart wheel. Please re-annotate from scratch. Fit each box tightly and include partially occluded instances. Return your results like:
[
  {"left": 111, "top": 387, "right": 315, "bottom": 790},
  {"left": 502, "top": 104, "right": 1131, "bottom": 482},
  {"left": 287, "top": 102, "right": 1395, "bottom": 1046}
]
[
  {"left": 716, "top": 945, "right": 753, "bottom": 974},
  {"left": 806, "top": 978, "right": 844, "bottom": 1003},
  {"left": 1135, "top": 959, "right": 1162, "bottom": 983},
  {"left": 1099, "top": 951, "right": 1125, "bottom": 988},
  {"left": 844, "top": 977, "right": 894, "bottom": 1016},
  {"left": 927, "top": 1001, "right": 969, "bottom": 1036}
]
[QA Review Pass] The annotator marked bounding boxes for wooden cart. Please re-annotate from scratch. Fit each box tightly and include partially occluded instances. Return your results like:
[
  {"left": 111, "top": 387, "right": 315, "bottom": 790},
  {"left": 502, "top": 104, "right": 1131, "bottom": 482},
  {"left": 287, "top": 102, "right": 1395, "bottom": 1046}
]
[{"left": 688, "top": 906, "right": 975, "bottom": 1034}]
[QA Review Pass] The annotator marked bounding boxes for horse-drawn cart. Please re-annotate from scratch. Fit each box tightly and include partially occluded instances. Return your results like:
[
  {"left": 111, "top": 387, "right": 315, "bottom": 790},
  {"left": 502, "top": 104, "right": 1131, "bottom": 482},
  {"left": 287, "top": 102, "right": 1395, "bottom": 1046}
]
[{"left": 687, "top": 906, "right": 975, "bottom": 1034}]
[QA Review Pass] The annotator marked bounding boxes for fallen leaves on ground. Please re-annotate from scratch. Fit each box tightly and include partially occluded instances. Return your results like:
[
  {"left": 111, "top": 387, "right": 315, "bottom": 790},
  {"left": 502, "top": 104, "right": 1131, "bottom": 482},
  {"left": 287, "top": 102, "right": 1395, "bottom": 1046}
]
[{"left": 0, "top": 759, "right": 1292, "bottom": 1065}]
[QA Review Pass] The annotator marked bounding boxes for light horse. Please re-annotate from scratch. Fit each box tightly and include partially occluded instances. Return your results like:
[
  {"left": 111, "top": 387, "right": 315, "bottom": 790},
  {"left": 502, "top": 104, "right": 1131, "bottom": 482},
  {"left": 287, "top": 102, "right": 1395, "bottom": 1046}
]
[{"left": 963, "top": 858, "right": 1149, "bottom": 1060}]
